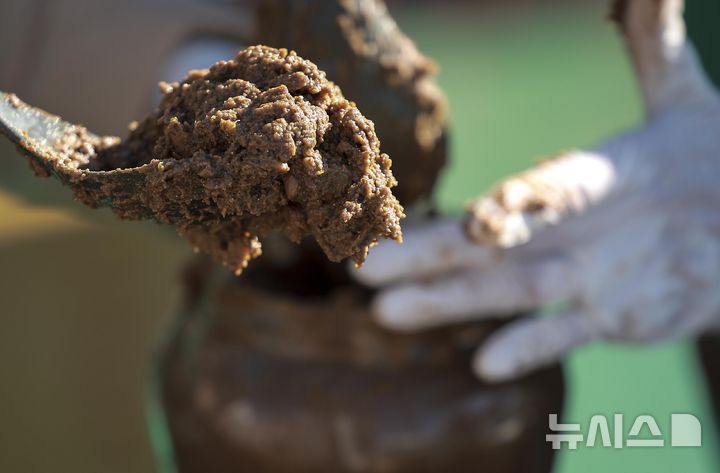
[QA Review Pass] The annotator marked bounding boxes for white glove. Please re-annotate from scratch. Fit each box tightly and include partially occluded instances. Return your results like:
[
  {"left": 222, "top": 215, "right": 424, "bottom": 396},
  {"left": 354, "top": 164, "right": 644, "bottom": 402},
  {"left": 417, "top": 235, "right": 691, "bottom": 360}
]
[{"left": 354, "top": 0, "right": 720, "bottom": 382}]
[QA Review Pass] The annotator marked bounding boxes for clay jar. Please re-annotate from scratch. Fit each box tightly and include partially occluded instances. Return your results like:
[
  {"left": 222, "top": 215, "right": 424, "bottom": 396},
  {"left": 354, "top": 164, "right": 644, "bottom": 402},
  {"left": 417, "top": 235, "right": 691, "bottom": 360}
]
[{"left": 153, "top": 257, "right": 564, "bottom": 473}]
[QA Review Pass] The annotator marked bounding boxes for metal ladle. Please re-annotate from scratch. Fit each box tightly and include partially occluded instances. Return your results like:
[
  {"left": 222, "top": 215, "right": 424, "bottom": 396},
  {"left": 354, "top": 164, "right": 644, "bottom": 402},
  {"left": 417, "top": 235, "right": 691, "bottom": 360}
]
[{"left": 0, "top": 91, "right": 277, "bottom": 227}]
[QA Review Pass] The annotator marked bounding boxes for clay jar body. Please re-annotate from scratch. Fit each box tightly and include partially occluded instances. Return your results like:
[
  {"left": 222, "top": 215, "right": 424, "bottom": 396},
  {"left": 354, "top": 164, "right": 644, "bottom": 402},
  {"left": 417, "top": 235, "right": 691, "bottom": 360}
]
[{"left": 154, "top": 260, "right": 564, "bottom": 473}]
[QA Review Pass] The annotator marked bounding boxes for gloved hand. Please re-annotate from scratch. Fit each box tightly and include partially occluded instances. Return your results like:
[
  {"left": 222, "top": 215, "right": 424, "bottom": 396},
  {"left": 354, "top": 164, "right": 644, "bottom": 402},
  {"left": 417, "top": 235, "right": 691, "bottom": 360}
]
[{"left": 354, "top": 0, "right": 720, "bottom": 382}]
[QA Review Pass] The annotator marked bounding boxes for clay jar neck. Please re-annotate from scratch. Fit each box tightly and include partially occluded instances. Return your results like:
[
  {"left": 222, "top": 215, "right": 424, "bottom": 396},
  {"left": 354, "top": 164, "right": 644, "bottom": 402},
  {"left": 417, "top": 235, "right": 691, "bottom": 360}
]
[{"left": 179, "top": 245, "right": 493, "bottom": 371}]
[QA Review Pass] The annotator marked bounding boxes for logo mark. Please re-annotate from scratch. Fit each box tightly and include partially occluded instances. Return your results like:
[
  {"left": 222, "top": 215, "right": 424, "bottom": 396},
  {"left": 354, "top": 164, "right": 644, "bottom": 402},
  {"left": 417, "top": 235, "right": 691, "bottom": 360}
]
[{"left": 546, "top": 413, "right": 702, "bottom": 450}]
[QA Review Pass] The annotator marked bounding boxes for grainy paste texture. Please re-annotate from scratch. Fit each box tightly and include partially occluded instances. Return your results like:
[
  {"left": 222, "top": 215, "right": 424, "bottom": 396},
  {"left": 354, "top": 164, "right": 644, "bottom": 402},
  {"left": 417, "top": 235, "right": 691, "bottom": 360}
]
[
  {"left": 30, "top": 46, "right": 405, "bottom": 274},
  {"left": 255, "top": 0, "right": 448, "bottom": 205}
]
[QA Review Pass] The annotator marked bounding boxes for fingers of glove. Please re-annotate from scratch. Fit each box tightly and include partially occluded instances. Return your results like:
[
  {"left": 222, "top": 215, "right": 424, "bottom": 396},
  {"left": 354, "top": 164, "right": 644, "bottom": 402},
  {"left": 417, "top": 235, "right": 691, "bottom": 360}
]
[
  {"left": 612, "top": 0, "right": 717, "bottom": 117},
  {"left": 474, "top": 310, "right": 597, "bottom": 383},
  {"left": 465, "top": 150, "right": 618, "bottom": 247},
  {"left": 372, "top": 257, "right": 580, "bottom": 332},
  {"left": 353, "top": 219, "right": 499, "bottom": 287}
]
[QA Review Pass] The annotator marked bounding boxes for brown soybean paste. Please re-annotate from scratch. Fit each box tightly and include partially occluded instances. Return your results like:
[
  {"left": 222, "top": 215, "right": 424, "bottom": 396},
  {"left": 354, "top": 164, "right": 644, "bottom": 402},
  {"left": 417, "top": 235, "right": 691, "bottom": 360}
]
[{"left": 49, "top": 46, "right": 404, "bottom": 274}]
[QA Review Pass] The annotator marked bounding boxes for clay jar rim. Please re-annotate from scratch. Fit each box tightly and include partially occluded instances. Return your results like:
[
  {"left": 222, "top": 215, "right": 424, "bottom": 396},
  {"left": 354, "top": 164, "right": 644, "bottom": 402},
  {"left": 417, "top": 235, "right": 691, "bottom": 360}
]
[{"left": 185, "top": 271, "right": 498, "bottom": 370}]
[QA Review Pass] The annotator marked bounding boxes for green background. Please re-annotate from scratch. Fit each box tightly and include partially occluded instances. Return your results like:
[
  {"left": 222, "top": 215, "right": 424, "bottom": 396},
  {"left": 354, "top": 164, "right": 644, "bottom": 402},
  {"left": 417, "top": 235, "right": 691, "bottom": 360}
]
[{"left": 397, "top": 2, "right": 720, "bottom": 472}]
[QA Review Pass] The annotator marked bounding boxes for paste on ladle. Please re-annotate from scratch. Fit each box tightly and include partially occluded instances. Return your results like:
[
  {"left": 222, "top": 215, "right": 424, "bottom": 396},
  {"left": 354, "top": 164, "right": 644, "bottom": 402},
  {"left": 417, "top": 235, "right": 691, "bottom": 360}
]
[{"left": 39, "top": 46, "right": 404, "bottom": 274}]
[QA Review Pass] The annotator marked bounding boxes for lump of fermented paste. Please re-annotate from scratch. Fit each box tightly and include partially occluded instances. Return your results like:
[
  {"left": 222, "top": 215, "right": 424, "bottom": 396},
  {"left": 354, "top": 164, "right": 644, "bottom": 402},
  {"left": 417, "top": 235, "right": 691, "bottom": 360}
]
[{"left": 45, "top": 46, "right": 404, "bottom": 274}]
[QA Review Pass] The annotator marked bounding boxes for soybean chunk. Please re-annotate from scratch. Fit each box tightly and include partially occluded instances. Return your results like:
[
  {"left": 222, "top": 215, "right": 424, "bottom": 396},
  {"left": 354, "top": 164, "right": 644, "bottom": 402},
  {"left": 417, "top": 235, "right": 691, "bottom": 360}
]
[{"left": 41, "top": 46, "right": 404, "bottom": 274}]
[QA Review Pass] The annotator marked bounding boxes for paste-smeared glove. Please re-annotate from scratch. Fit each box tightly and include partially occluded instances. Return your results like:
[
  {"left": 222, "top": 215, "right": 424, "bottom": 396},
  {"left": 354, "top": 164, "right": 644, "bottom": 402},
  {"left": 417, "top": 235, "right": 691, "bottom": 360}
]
[{"left": 354, "top": 0, "right": 720, "bottom": 382}]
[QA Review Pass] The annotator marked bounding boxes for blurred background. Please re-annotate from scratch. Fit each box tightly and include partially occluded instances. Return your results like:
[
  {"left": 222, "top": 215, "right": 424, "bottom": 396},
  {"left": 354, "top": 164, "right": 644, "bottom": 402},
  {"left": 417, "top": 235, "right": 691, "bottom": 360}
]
[{"left": 1, "top": 0, "right": 720, "bottom": 472}]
